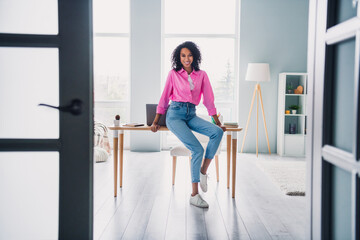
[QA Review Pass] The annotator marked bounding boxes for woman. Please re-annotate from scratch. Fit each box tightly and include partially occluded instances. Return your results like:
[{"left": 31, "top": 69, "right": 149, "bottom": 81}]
[{"left": 151, "top": 41, "right": 225, "bottom": 208}]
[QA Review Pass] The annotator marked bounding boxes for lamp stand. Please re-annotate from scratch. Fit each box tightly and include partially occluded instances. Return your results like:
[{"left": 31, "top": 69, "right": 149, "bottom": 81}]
[{"left": 241, "top": 83, "right": 271, "bottom": 157}]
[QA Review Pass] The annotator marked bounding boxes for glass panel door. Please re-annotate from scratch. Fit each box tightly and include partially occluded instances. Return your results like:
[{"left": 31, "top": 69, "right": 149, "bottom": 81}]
[{"left": 311, "top": 0, "right": 360, "bottom": 238}]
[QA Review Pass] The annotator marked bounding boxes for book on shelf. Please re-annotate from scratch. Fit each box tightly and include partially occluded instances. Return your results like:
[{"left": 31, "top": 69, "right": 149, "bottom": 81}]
[{"left": 123, "top": 123, "right": 144, "bottom": 127}]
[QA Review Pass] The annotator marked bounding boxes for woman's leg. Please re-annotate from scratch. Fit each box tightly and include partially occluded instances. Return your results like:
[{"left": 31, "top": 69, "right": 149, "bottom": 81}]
[
  {"left": 166, "top": 117, "right": 204, "bottom": 195},
  {"left": 187, "top": 116, "right": 224, "bottom": 174}
]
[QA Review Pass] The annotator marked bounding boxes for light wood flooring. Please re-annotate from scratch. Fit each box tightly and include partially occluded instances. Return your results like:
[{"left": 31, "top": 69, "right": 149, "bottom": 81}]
[{"left": 94, "top": 151, "right": 307, "bottom": 240}]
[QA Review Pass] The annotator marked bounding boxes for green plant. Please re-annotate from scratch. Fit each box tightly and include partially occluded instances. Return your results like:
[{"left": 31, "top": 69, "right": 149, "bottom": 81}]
[
  {"left": 289, "top": 105, "right": 300, "bottom": 110},
  {"left": 286, "top": 85, "right": 293, "bottom": 91}
]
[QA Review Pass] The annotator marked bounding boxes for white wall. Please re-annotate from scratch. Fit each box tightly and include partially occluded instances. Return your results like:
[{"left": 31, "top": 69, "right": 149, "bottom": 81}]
[{"left": 130, "top": 0, "right": 161, "bottom": 151}]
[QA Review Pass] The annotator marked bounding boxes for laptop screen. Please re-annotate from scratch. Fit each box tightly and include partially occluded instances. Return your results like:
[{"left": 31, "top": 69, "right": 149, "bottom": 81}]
[{"left": 146, "top": 104, "right": 167, "bottom": 126}]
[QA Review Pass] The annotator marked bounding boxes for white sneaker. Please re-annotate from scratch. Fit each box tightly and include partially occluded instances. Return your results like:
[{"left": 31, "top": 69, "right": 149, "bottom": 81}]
[
  {"left": 190, "top": 194, "right": 209, "bottom": 208},
  {"left": 200, "top": 172, "right": 208, "bottom": 192}
]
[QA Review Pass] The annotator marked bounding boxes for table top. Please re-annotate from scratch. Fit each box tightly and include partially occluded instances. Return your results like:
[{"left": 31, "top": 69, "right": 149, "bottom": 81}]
[{"left": 108, "top": 125, "right": 243, "bottom": 132}]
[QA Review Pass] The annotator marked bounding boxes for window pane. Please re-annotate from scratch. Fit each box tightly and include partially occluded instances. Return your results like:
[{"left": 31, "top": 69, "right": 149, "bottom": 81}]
[
  {"left": 164, "top": 0, "right": 236, "bottom": 34},
  {"left": 0, "top": 0, "right": 58, "bottom": 34},
  {"left": 0, "top": 152, "right": 59, "bottom": 239},
  {"left": 94, "top": 37, "right": 130, "bottom": 101},
  {"left": 0, "top": 47, "right": 59, "bottom": 139},
  {"left": 327, "top": 38, "right": 355, "bottom": 153},
  {"left": 93, "top": 0, "right": 130, "bottom": 33},
  {"left": 327, "top": 0, "right": 357, "bottom": 28},
  {"left": 163, "top": 38, "right": 236, "bottom": 118},
  {"left": 94, "top": 102, "right": 130, "bottom": 149},
  {"left": 330, "top": 164, "right": 352, "bottom": 240},
  {"left": 94, "top": 102, "right": 130, "bottom": 128}
]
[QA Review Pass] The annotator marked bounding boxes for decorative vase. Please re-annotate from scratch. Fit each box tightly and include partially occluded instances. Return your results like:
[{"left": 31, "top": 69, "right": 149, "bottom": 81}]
[
  {"left": 289, "top": 123, "right": 296, "bottom": 134},
  {"left": 285, "top": 110, "right": 290, "bottom": 114},
  {"left": 291, "top": 110, "right": 297, "bottom": 114}
]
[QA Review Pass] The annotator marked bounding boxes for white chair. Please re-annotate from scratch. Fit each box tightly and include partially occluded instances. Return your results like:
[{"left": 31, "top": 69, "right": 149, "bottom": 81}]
[{"left": 170, "top": 115, "right": 223, "bottom": 185}]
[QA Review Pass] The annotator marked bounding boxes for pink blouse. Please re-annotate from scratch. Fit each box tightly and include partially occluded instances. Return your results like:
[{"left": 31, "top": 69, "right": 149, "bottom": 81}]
[{"left": 157, "top": 68, "right": 217, "bottom": 116}]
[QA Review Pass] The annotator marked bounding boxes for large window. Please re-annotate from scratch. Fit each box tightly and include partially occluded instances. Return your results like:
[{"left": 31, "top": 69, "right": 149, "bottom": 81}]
[
  {"left": 93, "top": 0, "right": 130, "bottom": 130},
  {"left": 162, "top": 0, "right": 240, "bottom": 148}
]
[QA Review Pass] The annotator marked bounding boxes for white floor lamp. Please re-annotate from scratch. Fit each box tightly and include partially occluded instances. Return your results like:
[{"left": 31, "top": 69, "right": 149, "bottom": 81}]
[{"left": 241, "top": 63, "right": 271, "bottom": 157}]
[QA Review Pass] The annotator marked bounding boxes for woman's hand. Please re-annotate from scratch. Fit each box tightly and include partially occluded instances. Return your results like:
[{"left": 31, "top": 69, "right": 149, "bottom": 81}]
[
  {"left": 151, "top": 113, "right": 162, "bottom": 132},
  {"left": 151, "top": 123, "right": 161, "bottom": 132},
  {"left": 212, "top": 114, "right": 226, "bottom": 132},
  {"left": 217, "top": 123, "right": 226, "bottom": 132}
]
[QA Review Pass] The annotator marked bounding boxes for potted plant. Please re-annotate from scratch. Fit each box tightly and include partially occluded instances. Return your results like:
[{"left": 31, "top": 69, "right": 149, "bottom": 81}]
[
  {"left": 286, "top": 85, "right": 293, "bottom": 94},
  {"left": 289, "top": 105, "right": 300, "bottom": 114},
  {"left": 286, "top": 82, "right": 294, "bottom": 94}
]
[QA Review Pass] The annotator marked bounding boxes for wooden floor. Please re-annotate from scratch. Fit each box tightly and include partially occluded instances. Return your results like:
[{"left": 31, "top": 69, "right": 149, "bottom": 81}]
[{"left": 94, "top": 151, "right": 307, "bottom": 240}]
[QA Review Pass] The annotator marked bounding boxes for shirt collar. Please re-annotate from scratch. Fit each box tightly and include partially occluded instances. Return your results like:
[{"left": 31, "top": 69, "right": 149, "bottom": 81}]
[{"left": 178, "top": 68, "right": 198, "bottom": 76}]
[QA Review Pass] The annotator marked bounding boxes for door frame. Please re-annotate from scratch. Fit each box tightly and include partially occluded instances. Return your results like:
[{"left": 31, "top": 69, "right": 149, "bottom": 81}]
[
  {"left": 305, "top": 0, "right": 318, "bottom": 239},
  {"left": 0, "top": 0, "right": 94, "bottom": 238}
]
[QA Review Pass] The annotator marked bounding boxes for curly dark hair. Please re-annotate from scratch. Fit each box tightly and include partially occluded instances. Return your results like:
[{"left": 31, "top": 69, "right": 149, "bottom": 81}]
[{"left": 171, "top": 41, "right": 202, "bottom": 71}]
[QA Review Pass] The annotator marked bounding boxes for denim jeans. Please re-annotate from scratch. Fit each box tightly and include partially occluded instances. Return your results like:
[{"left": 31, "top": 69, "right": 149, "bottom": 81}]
[{"left": 166, "top": 101, "right": 224, "bottom": 183}]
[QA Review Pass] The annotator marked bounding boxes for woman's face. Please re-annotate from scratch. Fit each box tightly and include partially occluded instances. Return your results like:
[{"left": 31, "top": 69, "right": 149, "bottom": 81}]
[{"left": 180, "top": 48, "right": 193, "bottom": 69}]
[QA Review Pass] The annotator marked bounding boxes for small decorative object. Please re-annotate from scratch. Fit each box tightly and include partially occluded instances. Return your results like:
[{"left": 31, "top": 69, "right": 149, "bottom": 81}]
[
  {"left": 294, "top": 85, "right": 304, "bottom": 94},
  {"left": 94, "top": 120, "right": 111, "bottom": 163},
  {"left": 94, "top": 146, "right": 109, "bottom": 163},
  {"left": 114, "top": 115, "right": 120, "bottom": 127},
  {"left": 289, "top": 123, "right": 296, "bottom": 134},
  {"left": 123, "top": 123, "right": 144, "bottom": 127},
  {"left": 285, "top": 110, "right": 290, "bottom": 114},
  {"left": 286, "top": 84, "right": 293, "bottom": 94},
  {"left": 289, "top": 105, "right": 300, "bottom": 114}
]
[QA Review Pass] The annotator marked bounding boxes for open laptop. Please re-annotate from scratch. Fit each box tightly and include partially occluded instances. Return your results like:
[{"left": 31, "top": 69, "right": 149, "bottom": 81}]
[{"left": 146, "top": 104, "right": 167, "bottom": 126}]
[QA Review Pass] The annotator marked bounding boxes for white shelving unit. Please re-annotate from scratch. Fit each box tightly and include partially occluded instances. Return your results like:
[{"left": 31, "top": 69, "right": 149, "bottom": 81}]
[{"left": 277, "top": 73, "right": 307, "bottom": 157}]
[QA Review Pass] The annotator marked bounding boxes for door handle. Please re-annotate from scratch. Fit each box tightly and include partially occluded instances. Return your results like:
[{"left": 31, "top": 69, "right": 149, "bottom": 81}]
[{"left": 38, "top": 99, "right": 82, "bottom": 116}]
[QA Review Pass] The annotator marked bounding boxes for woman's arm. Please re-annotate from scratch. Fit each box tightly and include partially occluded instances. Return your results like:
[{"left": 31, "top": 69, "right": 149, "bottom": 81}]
[
  {"left": 152, "top": 71, "right": 173, "bottom": 133},
  {"left": 157, "top": 71, "right": 173, "bottom": 114},
  {"left": 201, "top": 71, "right": 217, "bottom": 116}
]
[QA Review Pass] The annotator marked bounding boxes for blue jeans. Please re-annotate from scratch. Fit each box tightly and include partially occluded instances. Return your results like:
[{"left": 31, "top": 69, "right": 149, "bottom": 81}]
[{"left": 166, "top": 101, "right": 224, "bottom": 183}]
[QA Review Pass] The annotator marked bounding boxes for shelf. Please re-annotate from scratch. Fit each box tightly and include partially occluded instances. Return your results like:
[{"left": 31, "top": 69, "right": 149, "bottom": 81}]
[
  {"left": 285, "top": 114, "right": 305, "bottom": 116},
  {"left": 278, "top": 72, "right": 307, "bottom": 157},
  {"left": 280, "top": 72, "right": 307, "bottom": 75}
]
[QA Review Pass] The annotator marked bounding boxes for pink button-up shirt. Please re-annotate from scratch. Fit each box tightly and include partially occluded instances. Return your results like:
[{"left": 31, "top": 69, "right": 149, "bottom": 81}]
[{"left": 157, "top": 68, "right": 217, "bottom": 116}]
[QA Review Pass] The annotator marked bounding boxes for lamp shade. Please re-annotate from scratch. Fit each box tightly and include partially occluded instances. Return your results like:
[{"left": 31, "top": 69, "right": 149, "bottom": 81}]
[{"left": 245, "top": 63, "right": 270, "bottom": 82}]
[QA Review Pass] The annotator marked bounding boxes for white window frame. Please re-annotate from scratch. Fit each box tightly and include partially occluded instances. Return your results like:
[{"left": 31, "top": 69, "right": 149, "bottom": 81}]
[
  {"left": 160, "top": 0, "right": 241, "bottom": 150},
  {"left": 93, "top": 6, "right": 131, "bottom": 149}
]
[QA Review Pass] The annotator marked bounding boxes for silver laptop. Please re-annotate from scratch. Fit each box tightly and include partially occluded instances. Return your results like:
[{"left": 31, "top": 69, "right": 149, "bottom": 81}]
[{"left": 146, "top": 104, "right": 167, "bottom": 126}]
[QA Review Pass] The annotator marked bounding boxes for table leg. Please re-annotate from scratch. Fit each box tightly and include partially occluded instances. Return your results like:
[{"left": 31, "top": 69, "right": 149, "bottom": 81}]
[
  {"left": 227, "top": 132, "right": 231, "bottom": 189},
  {"left": 113, "top": 137, "right": 118, "bottom": 197},
  {"left": 215, "top": 155, "right": 219, "bottom": 182},
  {"left": 119, "top": 130, "right": 124, "bottom": 188},
  {"left": 232, "top": 131, "right": 238, "bottom": 198}
]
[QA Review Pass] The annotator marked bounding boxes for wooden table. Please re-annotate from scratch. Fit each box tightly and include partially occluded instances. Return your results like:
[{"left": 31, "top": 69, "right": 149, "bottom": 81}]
[{"left": 108, "top": 124, "right": 242, "bottom": 198}]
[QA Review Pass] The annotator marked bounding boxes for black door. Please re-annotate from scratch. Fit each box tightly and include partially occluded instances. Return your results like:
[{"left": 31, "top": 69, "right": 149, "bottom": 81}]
[{"left": 0, "top": 0, "right": 93, "bottom": 238}]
